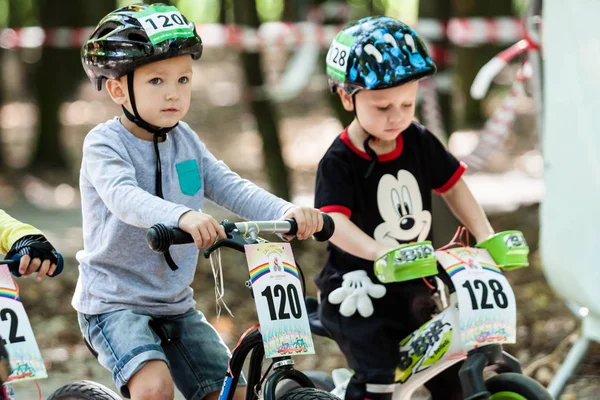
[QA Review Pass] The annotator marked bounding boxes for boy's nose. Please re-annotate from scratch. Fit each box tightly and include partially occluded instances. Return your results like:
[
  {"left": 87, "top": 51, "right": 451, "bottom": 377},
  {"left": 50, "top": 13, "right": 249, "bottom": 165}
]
[
  {"left": 165, "top": 91, "right": 178, "bottom": 101},
  {"left": 165, "top": 86, "right": 180, "bottom": 101}
]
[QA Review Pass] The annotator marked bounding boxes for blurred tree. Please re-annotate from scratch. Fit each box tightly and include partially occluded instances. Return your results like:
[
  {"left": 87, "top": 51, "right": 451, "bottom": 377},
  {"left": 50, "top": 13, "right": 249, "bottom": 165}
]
[
  {"left": 0, "top": 1, "right": 6, "bottom": 170},
  {"left": 418, "top": 0, "right": 452, "bottom": 135},
  {"left": 256, "top": 0, "right": 284, "bottom": 21},
  {"left": 418, "top": 0, "right": 462, "bottom": 247},
  {"left": 368, "top": 0, "right": 385, "bottom": 15},
  {"left": 29, "top": 0, "right": 115, "bottom": 177},
  {"left": 0, "top": 0, "right": 40, "bottom": 173},
  {"left": 451, "top": 0, "right": 514, "bottom": 129},
  {"left": 219, "top": 0, "right": 228, "bottom": 23},
  {"left": 233, "top": 0, "right": 290, "bottom": 199},
  {"left": 282, "top": 0, "right": 301, "bottom": 21},
  {"left": 314, "top": 0, "right": 353, "bottom": 127}
]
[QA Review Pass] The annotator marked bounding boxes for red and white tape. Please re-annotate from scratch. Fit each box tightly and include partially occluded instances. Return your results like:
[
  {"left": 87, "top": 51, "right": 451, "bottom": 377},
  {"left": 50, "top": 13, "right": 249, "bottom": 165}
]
[
  {"left": 446, "top": 17, "right": 524, "bottom": 46},
  {"left": 0, "top": 18, "right": 524, "bottom": 50}
]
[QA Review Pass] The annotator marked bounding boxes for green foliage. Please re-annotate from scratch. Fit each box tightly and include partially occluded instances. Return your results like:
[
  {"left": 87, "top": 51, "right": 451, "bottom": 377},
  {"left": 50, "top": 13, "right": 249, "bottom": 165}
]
[
  {"left": 512, "top": 0, "right": 529, "bottom": 15},
  {"left": 7, "top": 0, "right": 37, "bottom": 26},
  {"left": 117, "top": 0, "right": 221, "bottom": 23},
  {"left": 0, "top": 0, "right": 8, "bottom": 27},
  {"left": 117, "top": 0, "right": 140, "bottom": 8},
  {"left": 256, "top": 0, "right": 283, "bottom": 22},
  {"left": 177, "top": 0, "right": 220, "bottom": 23}
]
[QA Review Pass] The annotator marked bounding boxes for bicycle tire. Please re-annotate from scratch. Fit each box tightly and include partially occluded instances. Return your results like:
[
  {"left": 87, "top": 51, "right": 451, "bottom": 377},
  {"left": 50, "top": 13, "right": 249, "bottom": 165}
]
[
  {"left": 278, "top": 387, "right": 340, "bottom": 400},
  {"left": 486, "top": 373, "right": 553, "bottom": 400},
  {"left": 46, "top": 380, "right": 121, "bottom": 400}
]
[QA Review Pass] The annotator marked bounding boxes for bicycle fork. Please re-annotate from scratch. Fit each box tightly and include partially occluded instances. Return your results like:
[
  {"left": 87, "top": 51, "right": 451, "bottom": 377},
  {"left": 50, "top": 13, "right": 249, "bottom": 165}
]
[{"left": 459, "top": 344, "right": 523, "bottom": 400}]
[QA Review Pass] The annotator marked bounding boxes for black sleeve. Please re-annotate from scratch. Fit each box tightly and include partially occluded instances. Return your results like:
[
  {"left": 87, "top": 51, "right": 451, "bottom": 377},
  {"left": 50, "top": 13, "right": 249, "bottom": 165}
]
[
  {"left": 421, "top": 128, "right": 467, "bottom": 193},
  {"left": 314, "top": 155, "right": 355, "bottom": 218}
]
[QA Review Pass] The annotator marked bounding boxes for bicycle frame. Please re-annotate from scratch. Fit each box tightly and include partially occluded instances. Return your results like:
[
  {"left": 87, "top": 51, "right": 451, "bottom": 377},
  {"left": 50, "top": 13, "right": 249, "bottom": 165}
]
[
  {"left": 218, "top": 328, "right": 315, "bottom": 400},
  {"left": 147, "top": 216, "right": 334, "bottom": 400},
  {"left": 390, "top": 293, "right": 521, "bottom": 400}
]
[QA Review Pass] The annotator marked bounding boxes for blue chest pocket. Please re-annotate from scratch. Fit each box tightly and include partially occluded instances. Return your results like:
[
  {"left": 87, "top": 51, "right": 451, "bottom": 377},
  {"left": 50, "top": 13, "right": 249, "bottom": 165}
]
[{"left": 176, "top": 159, "right": 202, "bottom": 196}]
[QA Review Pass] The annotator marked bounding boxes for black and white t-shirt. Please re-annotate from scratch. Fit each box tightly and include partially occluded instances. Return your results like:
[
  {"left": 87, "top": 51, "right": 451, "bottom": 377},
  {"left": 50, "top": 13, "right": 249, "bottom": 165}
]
[{"left": 314, "top": 122, "right": 466, "bottom": 295}]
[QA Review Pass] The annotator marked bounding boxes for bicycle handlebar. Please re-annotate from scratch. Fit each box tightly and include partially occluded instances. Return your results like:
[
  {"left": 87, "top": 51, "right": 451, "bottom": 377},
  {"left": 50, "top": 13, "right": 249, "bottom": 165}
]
[{"left": 146, "top": 213, "right": 335, "bottom": 257}]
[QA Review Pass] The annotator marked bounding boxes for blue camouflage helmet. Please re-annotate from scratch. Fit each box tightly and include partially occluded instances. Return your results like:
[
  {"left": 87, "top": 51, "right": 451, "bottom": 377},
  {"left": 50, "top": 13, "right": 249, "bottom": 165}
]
[{"left": 326, "top": 16, "right": 436, "bottom": 95}]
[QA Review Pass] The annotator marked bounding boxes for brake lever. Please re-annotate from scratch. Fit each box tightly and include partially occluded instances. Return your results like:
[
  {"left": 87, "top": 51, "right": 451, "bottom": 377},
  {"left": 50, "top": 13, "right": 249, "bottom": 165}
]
[{"left": 203, "top": 220, "right": 258, "bottom": 258}]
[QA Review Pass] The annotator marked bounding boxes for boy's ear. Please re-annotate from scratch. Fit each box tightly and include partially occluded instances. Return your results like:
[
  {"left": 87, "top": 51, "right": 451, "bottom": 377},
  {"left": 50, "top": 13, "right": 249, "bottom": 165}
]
[
  {"left": 105, "top": 77, "right": 128, "bottom": 105},
  {"left": 337, "top": 87, "right": 354, "bottom": 112}
]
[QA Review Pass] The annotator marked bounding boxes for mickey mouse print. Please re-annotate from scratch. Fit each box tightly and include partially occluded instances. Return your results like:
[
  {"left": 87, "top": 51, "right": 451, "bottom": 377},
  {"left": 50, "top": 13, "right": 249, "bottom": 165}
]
[{"left": 374, "top": 169, "right": 432, "bottom": 245}]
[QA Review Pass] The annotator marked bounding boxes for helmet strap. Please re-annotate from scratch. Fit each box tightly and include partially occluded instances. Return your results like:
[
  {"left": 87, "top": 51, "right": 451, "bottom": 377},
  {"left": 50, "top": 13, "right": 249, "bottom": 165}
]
[
  {"left": 352, "top": 93, "right": 378, "bottom": 179},
  {"left": 122, "top": 71, "right": 178, "bottom": 136},
  {"left": 122, "top": 71, "right": 180, "bottom": 271}
]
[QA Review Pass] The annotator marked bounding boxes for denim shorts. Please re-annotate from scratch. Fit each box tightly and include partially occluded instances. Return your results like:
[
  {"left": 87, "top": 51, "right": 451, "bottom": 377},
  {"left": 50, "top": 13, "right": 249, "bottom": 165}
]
[{"left": 78, "top": 308, "right": 246, "bottom": 399}]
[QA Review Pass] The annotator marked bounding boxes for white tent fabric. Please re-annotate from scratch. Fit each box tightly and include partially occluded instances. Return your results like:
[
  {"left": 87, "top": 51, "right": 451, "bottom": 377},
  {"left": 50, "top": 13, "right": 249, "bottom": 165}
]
[{"left": 541, "top": 0, "right": 600, "bottom": 341}]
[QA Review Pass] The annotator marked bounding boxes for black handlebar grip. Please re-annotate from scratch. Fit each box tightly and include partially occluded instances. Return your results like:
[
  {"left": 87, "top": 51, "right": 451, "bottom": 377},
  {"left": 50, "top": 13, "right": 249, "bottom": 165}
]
[
  {"left": 284, "top": 219, "right": 298, "bottom": 236},
  {"left": 0, "top": 259, "right": 19, "bottom": 272},
  {"left": 313, "top": 213, "right": 335, "bottom": 242},
  {"left": 147, "top": 224, "right": 194, "bottom": 253}
]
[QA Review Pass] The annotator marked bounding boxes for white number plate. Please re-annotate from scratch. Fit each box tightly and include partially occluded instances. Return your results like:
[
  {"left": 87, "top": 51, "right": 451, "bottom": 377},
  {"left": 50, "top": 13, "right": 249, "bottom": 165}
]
[
  {"left": 436, "top": 248, "right": 517, "bottom": 348},
  {"left": 0, "top": 264, "right": 47, "bottom": 382},
  {"left": 244, "top": 243, "right": 314, "bottom": 358},
  {"left": 135, "top": 5, "right": 194, "bottom": 45}
]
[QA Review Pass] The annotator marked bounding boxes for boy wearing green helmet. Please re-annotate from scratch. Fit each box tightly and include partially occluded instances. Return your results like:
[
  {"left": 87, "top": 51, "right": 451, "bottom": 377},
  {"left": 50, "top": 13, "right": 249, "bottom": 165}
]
[
  {"left": 76, "top": 3, "right": 324, "bottom": 399},
  {"left": 314, "top": 16, "right": 495, "bottom": 400}
]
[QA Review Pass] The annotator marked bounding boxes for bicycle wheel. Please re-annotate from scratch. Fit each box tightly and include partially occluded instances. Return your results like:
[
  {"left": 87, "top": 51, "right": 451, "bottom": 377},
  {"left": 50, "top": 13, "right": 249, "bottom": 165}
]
[
  {"left": 486, "top": 373, "right": 553, "bottom": 400},
  {"left": 279, "top": 387, "right": 340, "bottom": 400},
  {"left": 276, "top": 370, "right": 336, "bottom": 397},
  {"left": 47, "top": 380, "right": 121, "bottom": 400}
]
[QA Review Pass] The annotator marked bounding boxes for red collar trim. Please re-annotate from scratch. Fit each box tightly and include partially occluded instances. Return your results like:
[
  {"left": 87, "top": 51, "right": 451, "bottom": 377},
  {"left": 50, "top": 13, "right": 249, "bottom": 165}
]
[{"left": 340, "top": 127, "right": 404, "bottom": 161}]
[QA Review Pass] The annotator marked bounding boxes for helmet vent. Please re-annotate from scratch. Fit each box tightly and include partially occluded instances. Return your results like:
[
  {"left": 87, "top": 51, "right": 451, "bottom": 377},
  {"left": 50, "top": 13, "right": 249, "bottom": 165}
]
[
  {"left": 94, "top": 23, "right": 118, "bottom": 40},
  {"left": 127, "top": 32, "right": 147, "bottom": 42}
]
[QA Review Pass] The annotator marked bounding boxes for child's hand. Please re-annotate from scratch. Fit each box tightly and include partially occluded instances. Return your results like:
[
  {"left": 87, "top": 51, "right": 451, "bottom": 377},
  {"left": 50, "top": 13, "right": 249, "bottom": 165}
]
[
  {"left": 281, "top": 207, "right": 324, "bottom": 240},
  {"left": 7, "top": 235, "right": 60, "bottom": 280},
  {"left": 373, "top": 244, "right": 398, "bottom": 261},
  {"left": 178, "top": 211, "right": 227, "bottom": 249},
  {"left": 18, "top": 255, "right": 59, "bottom": 280}
]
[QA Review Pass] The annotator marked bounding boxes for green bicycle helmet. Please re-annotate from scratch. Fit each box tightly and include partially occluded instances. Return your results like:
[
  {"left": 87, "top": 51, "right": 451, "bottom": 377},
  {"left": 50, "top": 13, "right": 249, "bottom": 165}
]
[{"left": 326, "top": 16, "right": 436, "bottom": 95}]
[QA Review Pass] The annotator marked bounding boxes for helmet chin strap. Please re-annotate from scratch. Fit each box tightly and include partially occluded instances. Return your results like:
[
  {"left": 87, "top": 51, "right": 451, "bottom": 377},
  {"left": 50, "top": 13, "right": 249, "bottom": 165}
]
[
  {"left": 352, "top": 93, "right": 378, "bottom": 179},
  {"left": 123, "top": 71, "right": 180, "bottom": 271},
  {"left": 122, "top": 71, "right": 178, "bottom": 136}
]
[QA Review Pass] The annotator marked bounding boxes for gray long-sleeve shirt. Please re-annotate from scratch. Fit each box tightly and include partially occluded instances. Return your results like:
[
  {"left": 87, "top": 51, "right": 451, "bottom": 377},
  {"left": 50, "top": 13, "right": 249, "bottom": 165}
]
[{"left": 72, "top": 118, "right": 292, "bottom": 316}]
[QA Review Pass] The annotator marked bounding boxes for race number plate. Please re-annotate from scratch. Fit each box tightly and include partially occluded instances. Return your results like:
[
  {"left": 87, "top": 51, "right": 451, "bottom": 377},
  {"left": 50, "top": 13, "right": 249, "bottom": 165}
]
[
  {"left": 245, "top": 243, "right": 315, "bottom": 358},
  {"left": 134, "top": 5, "right": 195, "bottom": 45},
  {"left": 0, "top": 263, "right": 47, "bottom": 382},
  {"left": 436, "top": 248, "right": 517, "bottom": 347},
  {"left": 326, "top": 32, "right": 356, "bottom": 82}
]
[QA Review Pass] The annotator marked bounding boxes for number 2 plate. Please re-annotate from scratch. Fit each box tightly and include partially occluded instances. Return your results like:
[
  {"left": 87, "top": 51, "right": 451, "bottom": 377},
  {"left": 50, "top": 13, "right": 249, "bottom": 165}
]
[
  {"left": 436, "top": 248, "right": 517, "bottom": 348},
  {"left": 245, "top": 243, "right": 315, "bottom": 358},
  {"left": 0, "top": 263, "right": 47, "bottom": 382}
]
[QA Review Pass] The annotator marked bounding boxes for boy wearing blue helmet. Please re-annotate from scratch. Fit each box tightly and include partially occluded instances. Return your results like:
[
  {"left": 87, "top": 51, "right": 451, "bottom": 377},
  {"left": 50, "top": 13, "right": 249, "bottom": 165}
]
[{"left": 315, "top": 16, "right": 495, "bottom": 400}]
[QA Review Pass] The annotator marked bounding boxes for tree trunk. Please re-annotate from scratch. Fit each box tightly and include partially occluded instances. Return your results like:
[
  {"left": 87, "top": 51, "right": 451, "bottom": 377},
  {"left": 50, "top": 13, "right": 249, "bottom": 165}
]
[
  {"left": 219, "top": 0, "right": 228, "bottom": 24},
  {"left": 282, "top": 0, "right": 299, "bottom": 21},
  {"left": 451, "top": 0, "right": 514, "bottom": 129},
  {"left": 313, "top": 0, "right": 353, "bottom": 127},
  {"left": 418, "top": 0, "right": 462, "bottom": 247},
  {"left": 0, "top": 47, "right": 4, "bottom": 170},
  {"left": 29, "top": 0, "right": 115, "bottom": 176},
  {"left": 233, "top": 0, "right": 291, "bottom": 200},
  {"left": 418, "top": 0, "right": 452, "bottom": 136}
]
